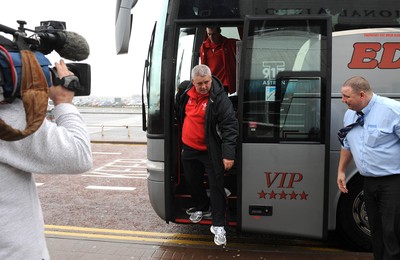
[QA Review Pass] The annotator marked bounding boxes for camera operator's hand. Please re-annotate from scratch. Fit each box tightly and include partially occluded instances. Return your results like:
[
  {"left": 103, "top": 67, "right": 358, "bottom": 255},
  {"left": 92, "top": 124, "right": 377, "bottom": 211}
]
[{"left": 49, "top": 60, "right": 75, "bottom": 105}]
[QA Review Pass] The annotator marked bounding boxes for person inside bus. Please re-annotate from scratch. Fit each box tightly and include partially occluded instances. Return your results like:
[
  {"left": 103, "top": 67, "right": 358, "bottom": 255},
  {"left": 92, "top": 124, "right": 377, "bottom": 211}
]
[
  {"left": 199, "top": 27, "right": 238, "bottom": 94},
  {"left": 337, "top": 76, "right": 400, "bottom": 260},
  {"left": 0, "top": 59, "right": 93, "bottom": 259},
  {"left": 176, "top": 64, "right": 238, "bottom": 246}
]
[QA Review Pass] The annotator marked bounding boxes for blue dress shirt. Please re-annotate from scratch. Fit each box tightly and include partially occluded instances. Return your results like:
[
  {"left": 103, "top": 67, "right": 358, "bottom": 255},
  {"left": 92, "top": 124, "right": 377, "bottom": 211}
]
[{"left": 342, "top": 94, "right": 400, "bottom": 177}]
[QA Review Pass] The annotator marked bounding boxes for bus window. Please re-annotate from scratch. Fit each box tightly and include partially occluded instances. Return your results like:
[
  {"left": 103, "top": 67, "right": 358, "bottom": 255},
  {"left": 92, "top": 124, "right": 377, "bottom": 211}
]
[
  {"left": 218, "top": 27, "right": 241, "bottom": 41},
  {"left": 178, "top": 0, "right": 240, "bottom": 19},
  {"left": 242, "top": 20, "right": 324, "bottom": 142},
  {"left": 175, "top": 28, "right": 196, "bottom": 88},
  {"left": 147, "top": 4, "right": 168, "bottom": 135},
  {"left": 279, "top": 78, "right": 321, "bottom": 141}
]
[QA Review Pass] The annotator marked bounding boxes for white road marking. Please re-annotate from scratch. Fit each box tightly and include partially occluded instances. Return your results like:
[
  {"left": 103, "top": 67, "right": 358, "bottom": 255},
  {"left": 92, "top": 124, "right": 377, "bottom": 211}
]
[
  {"left": 84, "top": 159, "right": 147, "bottom": 179},
  {"left": 85, "top": 185, "right": 136, "bottom": 191},
  {"left": 36, "top": 183, "right": 44, "bottom": 186}
]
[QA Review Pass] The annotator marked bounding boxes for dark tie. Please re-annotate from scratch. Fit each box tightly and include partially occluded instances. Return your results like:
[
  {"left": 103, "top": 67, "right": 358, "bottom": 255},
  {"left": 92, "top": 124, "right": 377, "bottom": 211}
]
[{"left": 337, "top": 112, "right": 364, "bottom": 146}]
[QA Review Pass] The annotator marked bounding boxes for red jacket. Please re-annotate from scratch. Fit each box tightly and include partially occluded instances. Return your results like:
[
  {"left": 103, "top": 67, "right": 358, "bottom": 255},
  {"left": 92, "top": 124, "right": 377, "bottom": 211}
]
[{"left": 200, "top": 36, "right": 237, "bottom": 94}]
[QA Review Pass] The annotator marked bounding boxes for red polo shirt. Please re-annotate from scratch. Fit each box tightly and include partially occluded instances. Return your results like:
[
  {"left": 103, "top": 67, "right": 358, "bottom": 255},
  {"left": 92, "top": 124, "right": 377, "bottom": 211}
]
[{"left": 182, "top": 87, "right": 209, "bottom": 151}]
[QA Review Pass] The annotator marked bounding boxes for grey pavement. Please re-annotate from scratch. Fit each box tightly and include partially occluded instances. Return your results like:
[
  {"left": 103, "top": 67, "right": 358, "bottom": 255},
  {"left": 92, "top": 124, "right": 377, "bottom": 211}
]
[{"left": 46, "top": 235, "right": 374, "bottom": 260}]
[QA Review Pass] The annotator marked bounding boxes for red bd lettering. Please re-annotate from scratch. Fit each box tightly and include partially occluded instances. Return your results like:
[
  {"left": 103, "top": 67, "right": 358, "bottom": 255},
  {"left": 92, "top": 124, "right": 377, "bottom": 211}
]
[
  {"left": 348, "top": 42, "right": 380, "bottom": 69},
  {"left": 348, "top": 42, "right": 400, "bottom": 69},
  {"left": 379, "top": 43, "right": 400, "bottom": 69}
]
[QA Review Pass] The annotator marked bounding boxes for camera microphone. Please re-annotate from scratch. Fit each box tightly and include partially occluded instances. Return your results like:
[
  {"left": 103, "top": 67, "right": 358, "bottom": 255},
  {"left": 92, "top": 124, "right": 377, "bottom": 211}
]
[
  {"left": 0, "top": 21, "right": 91, "bottom": 100},
  {"left": 38, "top": 31, "right": 90, "bottom": 61}
]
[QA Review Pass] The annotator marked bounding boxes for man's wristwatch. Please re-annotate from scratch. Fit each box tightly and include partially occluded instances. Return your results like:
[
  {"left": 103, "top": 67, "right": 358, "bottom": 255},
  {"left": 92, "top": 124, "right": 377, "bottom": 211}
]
[{"left": 53, "top": 75, "right": 80, "bottom": 91}]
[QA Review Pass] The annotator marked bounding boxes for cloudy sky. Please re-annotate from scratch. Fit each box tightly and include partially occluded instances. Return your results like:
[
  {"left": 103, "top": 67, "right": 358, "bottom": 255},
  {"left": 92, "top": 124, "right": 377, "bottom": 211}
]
[{"left": 1, "top": 0, "right": 157, "bottom": 97}]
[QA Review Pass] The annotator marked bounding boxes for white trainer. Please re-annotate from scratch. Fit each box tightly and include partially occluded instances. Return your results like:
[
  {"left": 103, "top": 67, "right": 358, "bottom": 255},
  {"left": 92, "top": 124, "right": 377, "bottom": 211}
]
[
  {"left": 187, "top": 207, "right": 212, "bottom": 219},
  {"left": 189, "top": 211, "right": 203, "bottom": 223},
  {"left": 210, "top": 225, "right": 226, "bottom": 246}
]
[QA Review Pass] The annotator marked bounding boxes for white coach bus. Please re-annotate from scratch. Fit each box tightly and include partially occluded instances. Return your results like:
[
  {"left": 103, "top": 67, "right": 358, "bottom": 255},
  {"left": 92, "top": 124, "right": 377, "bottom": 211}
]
[{"left": 115, "top": 0, "right": 400, "bottom": 250}]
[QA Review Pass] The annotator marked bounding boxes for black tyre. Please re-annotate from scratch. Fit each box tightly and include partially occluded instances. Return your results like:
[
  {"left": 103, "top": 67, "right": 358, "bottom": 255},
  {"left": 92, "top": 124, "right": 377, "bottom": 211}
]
[{"left": 336, "top": 173, "right": 372, "bottom": 251}]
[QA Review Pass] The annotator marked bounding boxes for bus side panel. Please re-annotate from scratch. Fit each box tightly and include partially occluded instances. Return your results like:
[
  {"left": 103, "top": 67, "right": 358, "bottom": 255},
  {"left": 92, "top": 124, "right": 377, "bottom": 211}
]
[
  {"left": 147, "top": 138, "right": 166, "bottom": 220},
  {"left": 241, "top": 143, "right": 325, "bottom": 238},
  {"left": 331, "top": 28, "right": 400, "bottom": 96}
]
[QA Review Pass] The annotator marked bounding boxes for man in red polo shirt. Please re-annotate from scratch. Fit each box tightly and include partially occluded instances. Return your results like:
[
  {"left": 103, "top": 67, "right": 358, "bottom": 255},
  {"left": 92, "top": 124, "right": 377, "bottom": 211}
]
[
  {"left": 176, "top": 64, "right": 238, "bottom": 246},
  {"left": 200, "top": 27, "right": 238, "bottom": 94}
]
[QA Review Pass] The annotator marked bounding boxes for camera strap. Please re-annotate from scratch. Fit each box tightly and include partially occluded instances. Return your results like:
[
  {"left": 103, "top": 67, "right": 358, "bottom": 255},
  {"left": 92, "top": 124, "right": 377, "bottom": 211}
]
[{"left": 0, "top": 49, "right": 48, "bottom": 141}]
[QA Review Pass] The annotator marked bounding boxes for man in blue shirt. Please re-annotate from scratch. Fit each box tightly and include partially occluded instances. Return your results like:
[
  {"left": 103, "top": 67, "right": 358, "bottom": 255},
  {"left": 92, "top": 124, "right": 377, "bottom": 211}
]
[{"left": 337, "top": 76, "right": 400, "bottom": 260}]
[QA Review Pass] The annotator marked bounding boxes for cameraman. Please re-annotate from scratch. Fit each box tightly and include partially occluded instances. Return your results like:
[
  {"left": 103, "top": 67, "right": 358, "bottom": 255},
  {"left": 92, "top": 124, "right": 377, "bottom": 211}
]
[{"left": 0, "top": 59, "right": 92, "bottom": 259}]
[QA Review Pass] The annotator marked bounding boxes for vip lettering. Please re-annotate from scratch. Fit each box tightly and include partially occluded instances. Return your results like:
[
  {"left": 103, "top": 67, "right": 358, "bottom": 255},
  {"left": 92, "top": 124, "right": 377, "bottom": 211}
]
[
  {"left": 348, "top": 42, "right": 400, "bottom": 69},
  {"left": 264, "top": 172, "right": 303, "bottom": 188}
]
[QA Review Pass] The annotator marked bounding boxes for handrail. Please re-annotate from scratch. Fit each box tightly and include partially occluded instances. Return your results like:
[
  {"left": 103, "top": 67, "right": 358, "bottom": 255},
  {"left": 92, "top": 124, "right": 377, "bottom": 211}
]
[{"left": 85, "top": 124, "right": 141, "bottom": 137}]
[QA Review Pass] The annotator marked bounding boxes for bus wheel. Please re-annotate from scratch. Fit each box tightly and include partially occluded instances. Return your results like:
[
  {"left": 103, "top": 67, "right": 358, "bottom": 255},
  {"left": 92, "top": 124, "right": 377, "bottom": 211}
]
[{"left": 336, "top": 173, "right": 372, "bottom": 251}]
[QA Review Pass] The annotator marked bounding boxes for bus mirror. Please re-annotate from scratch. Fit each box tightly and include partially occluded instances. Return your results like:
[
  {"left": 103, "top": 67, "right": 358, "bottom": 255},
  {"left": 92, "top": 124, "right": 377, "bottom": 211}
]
[{"left": 115, "top": 0, "right": 138, "bottom": 54}]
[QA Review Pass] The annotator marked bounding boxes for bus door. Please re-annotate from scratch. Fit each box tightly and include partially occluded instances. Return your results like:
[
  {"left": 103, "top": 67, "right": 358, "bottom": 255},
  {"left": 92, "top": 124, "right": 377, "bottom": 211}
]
[{"left": 238, "top": 16, "right": 331, "bottom": 239}]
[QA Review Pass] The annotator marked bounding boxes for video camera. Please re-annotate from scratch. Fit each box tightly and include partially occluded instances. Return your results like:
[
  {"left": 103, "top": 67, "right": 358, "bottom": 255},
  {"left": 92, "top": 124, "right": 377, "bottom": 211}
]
[{"left": 0, "top": 20, "right": 91, "bottom": 102}]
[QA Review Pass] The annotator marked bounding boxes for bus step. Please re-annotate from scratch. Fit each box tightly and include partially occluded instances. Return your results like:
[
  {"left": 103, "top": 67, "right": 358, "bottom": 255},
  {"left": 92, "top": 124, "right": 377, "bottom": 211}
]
[
  {"left": 175, "top": 194, "right": 238, "bottom": 200},
  {"left": 174, "top": 218, "right": 237, "bottom": 227}
]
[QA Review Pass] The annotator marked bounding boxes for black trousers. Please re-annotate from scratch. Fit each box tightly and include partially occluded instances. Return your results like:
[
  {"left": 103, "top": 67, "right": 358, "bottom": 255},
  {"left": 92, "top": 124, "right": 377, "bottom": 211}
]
[
  {"left": 363, "top": 174, "right": 400, "bottom": 260},
  {"left": 181, "top": 144, "right": 227, "bottom": 226}
]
